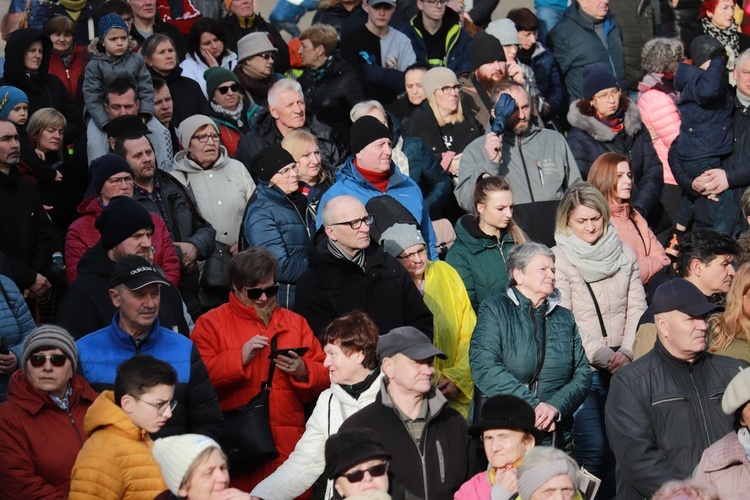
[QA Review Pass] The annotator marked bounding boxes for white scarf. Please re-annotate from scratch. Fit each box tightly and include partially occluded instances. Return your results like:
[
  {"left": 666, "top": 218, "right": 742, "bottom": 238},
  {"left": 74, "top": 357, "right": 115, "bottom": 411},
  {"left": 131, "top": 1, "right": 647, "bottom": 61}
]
[{"left": 554, "top": 222, "right": 631, "bottom": 283}]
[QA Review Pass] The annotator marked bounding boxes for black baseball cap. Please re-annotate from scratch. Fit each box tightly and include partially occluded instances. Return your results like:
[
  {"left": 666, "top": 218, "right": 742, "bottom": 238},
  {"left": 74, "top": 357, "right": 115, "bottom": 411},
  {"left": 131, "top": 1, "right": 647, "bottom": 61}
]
[
  {"left": 107, "top": 114, "right": 151, "bottom": 138},
  {"left": 652, "top": 278, "right": 720, "bottom": 316},
  {"left": 109, "top": 255, "right": 169, "bottom": 290},
  {"left": 377, "top": 326, "right": 447, "bottom": 361}
]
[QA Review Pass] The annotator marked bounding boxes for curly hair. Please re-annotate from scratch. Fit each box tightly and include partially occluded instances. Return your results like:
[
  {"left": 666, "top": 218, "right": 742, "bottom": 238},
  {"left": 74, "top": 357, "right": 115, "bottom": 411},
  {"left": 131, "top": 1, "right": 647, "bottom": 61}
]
[{"left": 641, "top": 38, "right": 684, "bottom": 74}]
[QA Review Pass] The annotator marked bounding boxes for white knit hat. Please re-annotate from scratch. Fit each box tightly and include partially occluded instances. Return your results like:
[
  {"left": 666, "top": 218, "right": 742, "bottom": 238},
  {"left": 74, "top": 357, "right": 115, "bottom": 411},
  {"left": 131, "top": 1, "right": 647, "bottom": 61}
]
[
  {"left": 152, "top": 434, "right": 222, "bottom": 494},
  {"left": 486, "top": 18, "right": 520, "bottom": 46}
]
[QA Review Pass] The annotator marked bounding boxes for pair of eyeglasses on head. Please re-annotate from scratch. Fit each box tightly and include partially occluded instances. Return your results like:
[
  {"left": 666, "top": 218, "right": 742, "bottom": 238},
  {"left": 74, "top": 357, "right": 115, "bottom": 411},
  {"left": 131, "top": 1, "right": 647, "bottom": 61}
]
[
  {"left": 135, "top": 396, "right": 178, "bottom": 415},
  {"left": 192, "top": 133, "right": 220, "bottom": 143},
  {"left": 342, "top": 462, "right": 389, "bottom": 483},
  {"left": 328, "top": 215, "right": 374, "bottom": 230},
  {"left": 29, "top": 353, "right": 68, "bottom": 368},
  {"left": 217, "top": 83, "right": 239, "bottom": 95},
  {"left": 243, "top": 283, "right": 280, "bottom": 300}
]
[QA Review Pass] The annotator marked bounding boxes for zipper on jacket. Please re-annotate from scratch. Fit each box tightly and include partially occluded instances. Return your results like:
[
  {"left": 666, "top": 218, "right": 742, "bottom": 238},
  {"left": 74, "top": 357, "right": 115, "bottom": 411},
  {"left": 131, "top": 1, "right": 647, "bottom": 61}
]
[
  {"left": 391, "top": 405, "right": 430, "bottom": 498},
  {"left": 436, "top": 440, "right": 445, "bottom": 483},
  {"left": 517, "top": 136, "right": 536, "bottom": 203},
  {"left": 689, "top": 365, "right": 712, "bottom": 448},
  {"left": 67, "top": 410, "right": 85, "bottom": 445}
]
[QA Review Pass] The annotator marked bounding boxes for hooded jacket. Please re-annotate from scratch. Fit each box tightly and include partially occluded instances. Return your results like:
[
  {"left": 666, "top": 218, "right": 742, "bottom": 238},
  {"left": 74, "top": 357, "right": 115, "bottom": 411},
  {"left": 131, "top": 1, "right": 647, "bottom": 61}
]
[
  {"left": 294, "top": 229, "right": 434, "bottom": 339},
  {"left": 694, "top": 432, "right": 750, "bottom": 498},
  {"left": 0, "top": 275, "right": 36, "bottom": 401},
  {"left": 401, "top": 8, "right": 472, "bottom": 74},
  {"left": 69, "top": 391, "right": 168, "bottom": 500}
]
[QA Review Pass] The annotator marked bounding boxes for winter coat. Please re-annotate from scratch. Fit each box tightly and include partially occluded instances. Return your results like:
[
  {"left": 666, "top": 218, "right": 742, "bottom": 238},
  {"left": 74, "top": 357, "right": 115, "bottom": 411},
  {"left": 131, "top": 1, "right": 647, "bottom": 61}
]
[
  {"left": 317, "top": 157, "right": 439, "bottom": 259},
  {"left": 243, "top": 183, "right": 313, "bottom": 309},
  {"left": 674, "top": 59, "right": 734, "bottom": 161},
  {"left": 0, "top": 275, "right": 35, "bottom": 401},
  {"left": 455, "top": 471, "right": 516, "bottom": 500},
  {"left": 446, "top": 216, "right": 518, "bottom": 312},
  {"left": 659, "top": 0, "right": 702, "bottom": 57},
  {"left": 179, "top": 51, "right": 238, "bottom": 98},
  {"left": 311, "top": 0, "right": 356, "bottom": 33},
  {"left": 251, "top": 372, "right": 385, "bottom": 500},
  {"left": 406, "top": 99, "right": 482, "bottom": 157},
  {"left": 401, "top": 9, "right": 472, "bottom": 74},
  {"left": 219, "top": 14, "right": 290, "bottom": 74},
  {"left": 609, "top": 0, "right": 657, "bottom": 90},
  {"left": 456, "top": 124, "right": 581, "bottom": 247},
  {"left": 297, "top": 54, "right": 365, "bottom": 146},
  {"left": 470, "top": 287, "right": 592, "bottom": 452},
  {"left": 206, "top": 102, "right": 252, "bottom": 158},
  {"left": 56, "top": 242, "right": 190, "bottom": 339},
  {"left": 424, "top": 260, "right": 475, "bottom": 417},
  {"left": 605, "top": 341, "right": 745, "bottom": 500},
  {"left": 69, "top": 391, "right": 168, "bottom": 500},
  {"left": 0, "top": 166, "right": 53, "bottom": 290},
  {"left": 172, "top": 147, "right": 256, "bottom": 247},
  {"left": 64, "top": 195, "right": 181, "bottom": 286},
  {"left": 527, "top": 41, "right": 566, "bottom": 119},
  {"left": 637, "top": 74, "right": 680, "bottom": 185},
  {"left": 294, "top": 229, "right": 434, "bottom": 339},
  {"left": 191, "top": 293, "right": 328, "bottom": 491},
  {"left": 339, "top": 380, "right": 477, "bottom": 499},
  {"left": 48, "top": 45, "right": 88, "bottom": 114},
  {"left": 147, "top": 65, "right": 209, "bottom": 129},
  {"left": 609, "top": 203, "right": 670, "bottom": 285},
  {"left": 567, "top": 102, "right": 664, "bottom": 219},
  {"left": 694, "top": 432, "right": 750, "bottom": 499},
  {"left": 552, "top": 242, "right": 647, "bottom": 366},
  {"left": 0, "top": 372, "right": 98, "bottom": 500},
  {"left": 457, "top": 73, "right": 491, "bottom": 133},
  {"left": 547, "top": 4, "right": 626, "bottom": 99}
]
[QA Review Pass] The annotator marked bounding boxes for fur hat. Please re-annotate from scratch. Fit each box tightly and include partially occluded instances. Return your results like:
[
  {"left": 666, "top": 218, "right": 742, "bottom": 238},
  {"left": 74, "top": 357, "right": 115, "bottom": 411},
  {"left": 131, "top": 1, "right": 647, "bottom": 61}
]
[
  {"left": 22, "top": 325, "right": 78, "bottom": 373},
  {"left": 421, "top": 67, "right": 459, "bottom": 99},
  {"left": 324, "top": 428, "right": 392, "bottom": 479},
  {"left": 153, "top": 434, "right": 223, "bottom": 495}
]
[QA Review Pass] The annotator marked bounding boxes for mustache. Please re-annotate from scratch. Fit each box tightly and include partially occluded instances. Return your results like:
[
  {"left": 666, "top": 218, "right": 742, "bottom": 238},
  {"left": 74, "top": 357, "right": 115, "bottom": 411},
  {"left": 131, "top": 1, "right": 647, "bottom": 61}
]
[{"left": 138, "top": 307, "right": 157, "bottom": 314}]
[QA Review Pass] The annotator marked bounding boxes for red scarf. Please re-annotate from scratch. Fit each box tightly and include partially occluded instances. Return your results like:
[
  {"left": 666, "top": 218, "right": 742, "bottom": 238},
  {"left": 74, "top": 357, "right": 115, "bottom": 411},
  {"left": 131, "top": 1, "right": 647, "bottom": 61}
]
[
  {"left": 595, "top": 111, "right": 625, "bottom": 135},
  {"left": 355, "top": 161, "right": 389, "bottom": 192}
]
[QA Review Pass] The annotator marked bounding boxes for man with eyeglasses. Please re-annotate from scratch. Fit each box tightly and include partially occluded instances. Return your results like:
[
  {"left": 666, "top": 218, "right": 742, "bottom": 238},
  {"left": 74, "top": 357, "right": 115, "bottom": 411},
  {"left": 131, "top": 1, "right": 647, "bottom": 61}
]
[
  {"left": 220, "top": 0, "right": 290, "bottom": 73},
  {"left": 76, "top": 254, "right": 223, "bottom": 441},
  {"left": 295, "top": 194, "right": 433, "bottom": 339}
]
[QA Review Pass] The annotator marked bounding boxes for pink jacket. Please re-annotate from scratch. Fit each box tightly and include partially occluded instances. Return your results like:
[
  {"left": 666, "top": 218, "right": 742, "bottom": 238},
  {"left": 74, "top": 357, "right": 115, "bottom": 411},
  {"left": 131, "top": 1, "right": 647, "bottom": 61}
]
[
  {"left": 637, "top": 82, "right": 680, "bottom": 185},
  {"left": 694, "top": 432, "right": 750, "bottom": 499},
  {"left": 609, "top": 203, "right": 670, "bottom": 285},
  {"left": 455, "top": 471, "right": 514, "bottom": 500}
]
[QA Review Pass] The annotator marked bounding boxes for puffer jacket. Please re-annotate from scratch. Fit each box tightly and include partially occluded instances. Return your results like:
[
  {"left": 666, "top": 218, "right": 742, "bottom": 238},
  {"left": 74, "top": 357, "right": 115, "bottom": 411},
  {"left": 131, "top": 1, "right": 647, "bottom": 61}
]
[
  {"left": 401, "top": 8, "right": 472, "bottom": 74},
  {"left": 605, "top": 341, "right": 745, "bottom": 500},
  {"left": 191, "top": 293, "right": 329, "bottom": 491},
  {"left": 609, "top": 203, "right": 670, "bottom": 285},
  {"left": 243, "top": 182, "right": 313, "bottom": 309},
  {"left": 64, "top": 195, "right": 181, "bottom": 286},
  {"left": 525, "top": 41, "right": 566, "bottom": 119},
  {"left": 251, "top": 372, "right": 385, "bottom": 500},
  {"left": 694, "top": 432, "right": 750, "bottom": 499},
  {"left": 470, "top": 287, "right": 592, "bottom": 452},
  {"left": 47, "top": 45, "right": 88, "bottom": 115},
  {"left": 552, "top": 241, "right": 647, "bottom": 366},
  {"left": 0, "top": 372, "right": 97, "bottom": 500},
  {"left": 172, "top": 147, "right": 256, "bottom": 247},
  {"left": 637, "top": 74, "right": 680, "bottom": 185},
  {"left": 567, "top": 102, "right": 664, "bottom": 220},
  {"left": 69, "top": 391, "right": 167, "bottom": 500},
  {"left": 0, "top": 275, "right": 36, "bottom": 401},
  {"left": 446, "top": 216, "right": 518, "bottom": 312}
]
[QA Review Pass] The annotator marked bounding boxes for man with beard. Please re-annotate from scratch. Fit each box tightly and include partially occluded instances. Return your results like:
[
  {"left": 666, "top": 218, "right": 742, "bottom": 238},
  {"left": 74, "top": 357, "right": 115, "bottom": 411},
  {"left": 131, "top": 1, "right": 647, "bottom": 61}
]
[
  {"left": 117, "top": 133, "right": 216, "bottom": 320},
  {"left": 455, "top": 80, "right": 581, "bottom": 246}
]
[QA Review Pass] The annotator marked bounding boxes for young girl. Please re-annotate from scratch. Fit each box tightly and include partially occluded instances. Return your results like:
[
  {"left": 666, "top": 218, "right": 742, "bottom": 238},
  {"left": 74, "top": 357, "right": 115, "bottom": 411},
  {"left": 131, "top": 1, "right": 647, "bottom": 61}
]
[{"left": 82, "top": 13, "right": 154, "bottom": 132}]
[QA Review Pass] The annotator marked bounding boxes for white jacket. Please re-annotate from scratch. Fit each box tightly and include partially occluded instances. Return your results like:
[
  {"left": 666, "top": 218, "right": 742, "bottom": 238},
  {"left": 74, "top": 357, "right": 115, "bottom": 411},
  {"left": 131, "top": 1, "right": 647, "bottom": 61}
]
[
  {"left": 179, "top": 51, "right": 238, "bottom": 97},
  {"left": 251, "top": 372, "right": 384, "bottom": 500}
]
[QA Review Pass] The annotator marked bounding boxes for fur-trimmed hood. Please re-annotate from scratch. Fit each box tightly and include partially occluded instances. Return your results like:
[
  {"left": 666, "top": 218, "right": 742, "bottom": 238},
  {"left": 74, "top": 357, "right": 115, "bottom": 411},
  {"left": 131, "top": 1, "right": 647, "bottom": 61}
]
[
  {"left": 87, "top": 36, "right": 139, "bottom": 56},
  {"left": 567, "top": 99, "right": 643, "bottom": 142}
]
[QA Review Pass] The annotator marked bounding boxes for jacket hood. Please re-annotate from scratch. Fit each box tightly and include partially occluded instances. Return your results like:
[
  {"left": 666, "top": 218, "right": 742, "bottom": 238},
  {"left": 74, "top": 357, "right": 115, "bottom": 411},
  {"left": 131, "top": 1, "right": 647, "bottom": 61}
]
[
  {"left": 84, "top": 390, "right": 147, "bottom": 440},
  {"left": 337, "top": 155, "right": 410, "bottom": 191},
  {"left": 6, "top": 370, "right": 98, "bottom": 416},
  {"left": 567, "top": 100, "right": 643, "bottom": 142},
  {"left": 76, "top": 194, "right": 103, "bottom": 216},
  {"left": 506, "top": 285, "right": 562, "bottom": 314},
  {"left": 87, "top": 37, "right": 139, "bottom": 57},
  {"left": 3, "top": 29, "right": 53, "bottom": 89},
  {"left": 173, "top": 146, "right": 232, "bottom": 173}
]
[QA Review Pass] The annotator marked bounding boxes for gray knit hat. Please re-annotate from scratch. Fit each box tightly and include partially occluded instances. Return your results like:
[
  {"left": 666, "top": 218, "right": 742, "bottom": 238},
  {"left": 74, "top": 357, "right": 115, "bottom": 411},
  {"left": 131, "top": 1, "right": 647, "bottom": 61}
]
[
  {"left": 177, "top": 115, "right": 217, "bottom": 150},
  {"left": 237, "top": 32, "right": 277, "bottom": 63},
  {"left": 421, "top": 67, "right": 459, "bottom": 99},
  {"left": 379, "top": 223, "right": 425, "bottom": 258},
  {"left": 153, "top": 434, "right": 223, "bottom": 494},
  {"left": 21, "top": 325, "right": 78, "bottom": 373},
  {"left": 517, "top": 447, "right": 580, "bottom": 499},
  {"left": 486, "top": 18, "right": 520, "bottom": 46}
]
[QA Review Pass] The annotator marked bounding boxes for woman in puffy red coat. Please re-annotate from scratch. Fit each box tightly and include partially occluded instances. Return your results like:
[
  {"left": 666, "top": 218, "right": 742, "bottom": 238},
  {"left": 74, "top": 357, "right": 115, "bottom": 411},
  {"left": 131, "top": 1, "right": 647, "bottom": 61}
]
[
  {"left": 191, "top": 247, "right": 328, "bottom": 495},
  {"left": 43, "top": 16, "right": 88, "bottom": 116}
]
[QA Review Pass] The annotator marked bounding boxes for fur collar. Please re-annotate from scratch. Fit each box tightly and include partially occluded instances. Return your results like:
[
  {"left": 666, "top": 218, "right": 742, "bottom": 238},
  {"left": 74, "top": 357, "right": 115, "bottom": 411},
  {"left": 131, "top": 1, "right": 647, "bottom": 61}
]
[{"left": 567, "top": 99, "right": 643, "bottom": 142}]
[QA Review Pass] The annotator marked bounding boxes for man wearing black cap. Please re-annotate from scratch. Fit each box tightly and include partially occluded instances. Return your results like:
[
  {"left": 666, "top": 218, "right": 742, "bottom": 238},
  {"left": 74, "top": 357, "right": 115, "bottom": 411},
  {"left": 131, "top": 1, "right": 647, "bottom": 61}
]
[
  {"left": 76, "top": 254, "right": 223, "bottom": 440},
  {"left": 57, "top": 196, "right": 191, "bottom": 339},
  {"left": 339, "top": 326, "right": 477, "bottom": 499},
  {"left": 605, "top": 278, "right": 747, "bottom": 500}
]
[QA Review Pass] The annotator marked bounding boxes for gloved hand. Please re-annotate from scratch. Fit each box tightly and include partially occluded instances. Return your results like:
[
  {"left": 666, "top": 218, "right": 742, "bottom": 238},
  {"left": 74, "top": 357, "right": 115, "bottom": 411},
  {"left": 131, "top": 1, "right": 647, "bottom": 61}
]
[{"left": 491, "top": 93, "right": 517, "bottom": 135}]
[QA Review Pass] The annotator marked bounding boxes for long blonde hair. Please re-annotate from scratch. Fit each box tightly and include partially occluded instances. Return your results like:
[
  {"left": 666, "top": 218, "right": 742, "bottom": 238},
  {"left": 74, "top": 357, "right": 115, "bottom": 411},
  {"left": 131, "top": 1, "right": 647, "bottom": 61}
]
[
  {"left": 709, "top": 262, "right": 750, "bottom": 354},
  {"left": 428, "top": 93, "right": 466, "bottom": 127}
]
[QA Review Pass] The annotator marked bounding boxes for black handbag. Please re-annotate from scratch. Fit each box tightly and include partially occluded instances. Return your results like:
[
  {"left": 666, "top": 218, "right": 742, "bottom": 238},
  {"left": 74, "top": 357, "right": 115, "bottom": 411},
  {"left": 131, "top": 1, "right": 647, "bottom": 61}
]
[
  {"left": 201, "top": 240, "right": 232, "bottom": 292},
  {"left": 218, "top": 337, "right": 279, "bottom": 472}
]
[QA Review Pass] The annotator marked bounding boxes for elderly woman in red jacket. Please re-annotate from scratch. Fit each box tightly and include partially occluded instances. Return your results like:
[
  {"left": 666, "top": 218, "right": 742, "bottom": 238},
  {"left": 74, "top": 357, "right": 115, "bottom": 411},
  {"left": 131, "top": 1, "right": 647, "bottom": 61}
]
[
  {"left": 0, "top": 325, "right": 98, "bottom": 500},
  {"left": 192, "top": 247, "right": 328, "bottom": 495}
]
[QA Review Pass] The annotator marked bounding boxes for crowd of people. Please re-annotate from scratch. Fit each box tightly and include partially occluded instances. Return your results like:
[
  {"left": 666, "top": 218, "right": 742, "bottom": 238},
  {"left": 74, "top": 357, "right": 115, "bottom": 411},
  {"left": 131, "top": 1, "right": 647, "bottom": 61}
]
[{"left": 3, "top": 0, "right": 750, "bottom": 499}]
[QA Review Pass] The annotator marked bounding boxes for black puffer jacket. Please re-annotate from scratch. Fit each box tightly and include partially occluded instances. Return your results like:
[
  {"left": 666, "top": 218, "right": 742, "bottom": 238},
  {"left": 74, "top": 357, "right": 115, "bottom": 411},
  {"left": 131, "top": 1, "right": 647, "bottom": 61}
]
[
  {"left": 219, "top": 14, "right": 290, "bottom": 74},
  {"left": 148, "top": 65, "right": 210, "bottom": 129},
  {"left": 566, "top": 100, "right": 663, "bottom": 220}
]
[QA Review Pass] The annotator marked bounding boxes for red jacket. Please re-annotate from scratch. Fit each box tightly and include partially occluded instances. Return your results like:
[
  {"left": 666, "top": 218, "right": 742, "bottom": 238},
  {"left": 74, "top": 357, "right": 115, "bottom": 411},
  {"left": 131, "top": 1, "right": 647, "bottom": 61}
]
[
  {"left": 191, "top": 292, "right": 328, "bottom": 493},
  {"left": 64, "top": 195, "right": 181, "bottom": 286},
  {"left": 0, "top": 371, "right": 98, "bottom": 499},
  {"left": 48, "top": 46, "right": 88, "bottom": 115}
]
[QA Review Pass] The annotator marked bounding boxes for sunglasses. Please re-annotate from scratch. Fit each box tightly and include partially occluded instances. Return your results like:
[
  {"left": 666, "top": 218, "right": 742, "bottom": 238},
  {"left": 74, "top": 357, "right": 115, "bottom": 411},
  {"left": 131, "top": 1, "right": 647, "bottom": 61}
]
[
  {"left": 258, "top": 52, "right": 275, "bottom": 60},
  {"left": 343, "top": 462, "right": 388, "bottom": 483},
  {"left": 29, "top": 353, "right": 68, "bottom": 368},
  {"left": 217, "top": 84, "right": 239, "bottom": 95},
  {"left": 245, "top": 284, "right": 280, "bottom": 300}
]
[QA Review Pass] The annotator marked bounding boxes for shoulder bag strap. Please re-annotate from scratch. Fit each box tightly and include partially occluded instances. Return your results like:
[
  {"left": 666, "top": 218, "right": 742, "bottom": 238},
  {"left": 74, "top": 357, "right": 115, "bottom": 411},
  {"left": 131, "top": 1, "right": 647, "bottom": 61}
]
[
  {"left": 584, "top": 282, "right": 608, "bottom": 338},
  {"left": 262, "top": 336, "right": 278, "bottom": 391}
]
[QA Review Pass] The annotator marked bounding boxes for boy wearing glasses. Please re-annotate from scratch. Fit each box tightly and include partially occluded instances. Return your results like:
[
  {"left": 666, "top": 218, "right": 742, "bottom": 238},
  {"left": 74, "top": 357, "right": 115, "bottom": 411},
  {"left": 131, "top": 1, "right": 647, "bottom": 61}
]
[
  {"left": 69, "top": 355, "right": 177, "bottom": 499},
  {"left": 402, "top": 0, "right": 472, "bottom": 73}
]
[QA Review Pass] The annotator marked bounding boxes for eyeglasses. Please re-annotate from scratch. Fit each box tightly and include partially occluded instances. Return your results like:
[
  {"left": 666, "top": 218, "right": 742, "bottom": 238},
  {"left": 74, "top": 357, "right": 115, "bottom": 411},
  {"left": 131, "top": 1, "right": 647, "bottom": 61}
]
[
  {"left": 397, "top": 246, "right": 426, "bottom": 261},
  {"left": 343, "top": 462, "right": 388, "bottom": 483},
  {"left": 136, "top": 397, "right": 178, "bottom": 416},
  {"left": 217, "top": 84, "right": 239, "bottom": 95},
  {"left": 330, "top": 215, "right": 374, "bottom": 230},
  {"left": 258, "top": 52, "right": 275, "bottom": 60},
  {"left": 421, "top": 0, "right": 446, "bottom": 5},
  {"left": 439, "top": 84, "right": 461, "bottom": 95},
  {"left": 192, "top": 133, "right": 220, "bottom": 143},
  {"left": 245, "top": 283, "right": 280, "bottom": 300},
  {"left": 29, "top": 354, "right": 68, "bottom": 368},
  {"left": 592, "top": 88, "right": 621, "bottom": 102},
  {"left": 278, "top": 164, "right": 299, "bottom": 177},
  {"left": 107, "top": 175, "right": 134, "bottom": 185}
]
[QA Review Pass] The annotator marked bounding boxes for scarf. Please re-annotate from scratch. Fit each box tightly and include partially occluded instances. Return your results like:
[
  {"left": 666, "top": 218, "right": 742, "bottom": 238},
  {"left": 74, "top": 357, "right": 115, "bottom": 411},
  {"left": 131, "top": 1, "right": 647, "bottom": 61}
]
[
  {"left": 739, "top": 427, "right": 750, "bottom": 461},
  {"left": 234, "top": 68, "right": 277, "bottom": 107},
  {"left": 210, "top": 100, "right": 244, "bottom": 128},
  {"left": 702, "top": 18, "right": 740, "bottom": 61},
  {"left": 554, "top": 222, "right": 631, "bottom": 282},
  {"left": 391, "top": 136, "right": 410, "bottom": 177},
  {"left": 55, "top": 46, "right": 74, "bottom": 69},
  {"left": 49, "top": 383, "right": 73, "bottom": 411},
  {"left": 327, "top": 239, "right": 366, "bottom": 270},
  {"left": 59, "top": 0, "right": 86, "bottom": 12},
  {"left": 287, "top": 189, "right": 309, "bottom": 225},
  {"left": 339, "top": 367, "right": 381, "bottom": 400},
  {"left": 595, "top": 109, "right": 624, "bottom": 135},
  {"left": 638, "top": 72, "right": 679, "bottom": 104}
]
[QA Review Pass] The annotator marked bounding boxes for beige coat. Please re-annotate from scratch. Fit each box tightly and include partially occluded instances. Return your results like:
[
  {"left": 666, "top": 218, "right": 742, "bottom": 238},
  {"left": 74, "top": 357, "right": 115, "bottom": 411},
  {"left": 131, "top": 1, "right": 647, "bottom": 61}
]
[{"left": 694, "top": 432, "right": 750, "bottom": 499}]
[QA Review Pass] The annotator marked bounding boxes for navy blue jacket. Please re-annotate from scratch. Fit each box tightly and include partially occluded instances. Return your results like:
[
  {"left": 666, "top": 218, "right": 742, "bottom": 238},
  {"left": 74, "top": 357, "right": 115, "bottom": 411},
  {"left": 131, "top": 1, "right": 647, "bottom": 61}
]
[
  {"left": 528, "top": 42, "right": 566, "bottom": 118},
  {"left": 401, "top": 10, "right": 472, "bottom": 74}
]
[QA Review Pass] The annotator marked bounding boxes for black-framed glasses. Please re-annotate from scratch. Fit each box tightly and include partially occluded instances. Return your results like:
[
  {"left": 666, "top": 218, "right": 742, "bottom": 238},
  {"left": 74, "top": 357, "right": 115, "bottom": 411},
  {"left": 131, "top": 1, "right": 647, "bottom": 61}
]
[
  {"left": 439, "top": 84, "right": 461, "bottom": 95},
  {"left": 330, "top": 215, "right": 374, "bottom": 230},
  {"left": 245, "top": 283, "right": 280, "bottom": 300},
  {"left": 29, "top": 354, "right": 68, "bottom": 368},
  {"left": 217, "top": 84, "right": 239, "bottom": 95},
  {"left": 136, "top": 397, "right": 178, "bottom": 416},
  {"left": 192, "top": 133, "right": 220, "bottom": 143},
  {"left": 258, "top": 52, "right": 275, "bottom": 60},
  {"left": 421, "top": 0, "right": 446, "bottom": 4},
  {"left": 106, "top": 174, "right": 134, "bottom": 185},
  {"left": 343, "top": 462, "right": 388, "bottom": 483},
  {"left": 278, "top": 164, "right": 299, "bottom": 178},
  {"left": 397, "top": 246, "right": 426, "bottom": 261}
]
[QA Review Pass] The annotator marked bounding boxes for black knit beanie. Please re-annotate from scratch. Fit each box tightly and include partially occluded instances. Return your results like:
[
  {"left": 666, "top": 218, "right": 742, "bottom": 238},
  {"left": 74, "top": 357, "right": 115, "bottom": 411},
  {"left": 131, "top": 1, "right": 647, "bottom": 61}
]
[
  {"left": 90, "top": 153, "right": 134, "bottom": 195},
  {"left": 253, "top": 144, "right": 296, "bottom": 183},
  {"left": 95, "top": 196, "right": 155, "bottom": 251},
  {"left": 350, "top": 116, "right": 391, "bottom": 155},
  {"left": 470, "top": 31, "right": 506, "bottom": 71}
]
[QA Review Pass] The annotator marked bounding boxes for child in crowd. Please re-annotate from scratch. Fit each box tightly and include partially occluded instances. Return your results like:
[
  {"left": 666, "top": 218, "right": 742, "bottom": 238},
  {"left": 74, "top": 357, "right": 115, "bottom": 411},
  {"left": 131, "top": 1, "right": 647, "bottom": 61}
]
[
  {"left": 82, "top": 13, "right": 154, "bottom": 132},
  {"left": 674, "top": 35, "right": 736, "bottom": 233},
  {"left": 69, "top": 355, "right": 177, "bottom": 499}
]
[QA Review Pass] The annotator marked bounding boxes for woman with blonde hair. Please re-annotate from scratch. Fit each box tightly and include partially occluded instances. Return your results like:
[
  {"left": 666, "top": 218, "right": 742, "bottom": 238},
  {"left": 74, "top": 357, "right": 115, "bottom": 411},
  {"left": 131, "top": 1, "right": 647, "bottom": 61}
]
[
  {"left": 709, "top": 263, "right": 750, "bottom": 364},
  {"left": 281, "top": 129, "right": 333, "bottom": 223}
]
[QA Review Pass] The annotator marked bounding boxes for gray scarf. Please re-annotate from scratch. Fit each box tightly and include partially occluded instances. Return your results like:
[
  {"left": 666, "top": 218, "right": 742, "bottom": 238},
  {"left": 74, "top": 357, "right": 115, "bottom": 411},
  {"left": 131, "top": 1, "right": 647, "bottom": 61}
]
[
  {"left": 327, "top": 240, "right": 366, "bottom": 270},
  {"left": 554, "top": 222, "right": 631, "bottom": 282}
]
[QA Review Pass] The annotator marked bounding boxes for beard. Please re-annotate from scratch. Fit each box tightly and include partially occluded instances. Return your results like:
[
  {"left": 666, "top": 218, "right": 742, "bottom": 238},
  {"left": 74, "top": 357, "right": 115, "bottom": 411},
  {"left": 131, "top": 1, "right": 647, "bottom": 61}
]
[{"left": 475, "top": 69, "right": 504, "bottom": 93}]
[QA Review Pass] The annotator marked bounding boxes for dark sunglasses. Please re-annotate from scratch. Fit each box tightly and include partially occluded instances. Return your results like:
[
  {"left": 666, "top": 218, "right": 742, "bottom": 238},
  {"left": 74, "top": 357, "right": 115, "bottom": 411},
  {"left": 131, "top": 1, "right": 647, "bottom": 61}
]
[
  {"left": 245, "top": 284, "right": 280, "bottom": 300},
  {"left": 29, "top": 353, "right": 68, "bottom": 368},
  {"left": 258, "top": 52, "right": 275, "bottom": 60},
  {"left": 218, "top": 84, "right": 239, "bottom": 95},
  {"left": 343, "top": 462, "right": 388, "bottom": 483}
]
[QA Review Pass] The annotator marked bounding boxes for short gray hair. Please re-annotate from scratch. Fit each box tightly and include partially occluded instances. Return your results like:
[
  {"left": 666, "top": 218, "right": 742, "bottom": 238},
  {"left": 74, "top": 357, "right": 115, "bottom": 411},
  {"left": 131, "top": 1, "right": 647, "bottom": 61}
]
[
  {"left": 506, "top": 242, "right": 554, "bottom": 286},
  {"left": 737, "top": 48, "right": 750, "bottom": 72},
  {"left": 320, "top": 195, "right": 362, "bottom": 226},
  {"left": 268, "top": 79, "right": 303, "bottom": 108},
  {"left": 641, "top": 37, "right": 683, "bottom": 74},
  {"left": 350, "top": 100, "right": 386, "bottom": 122}
]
